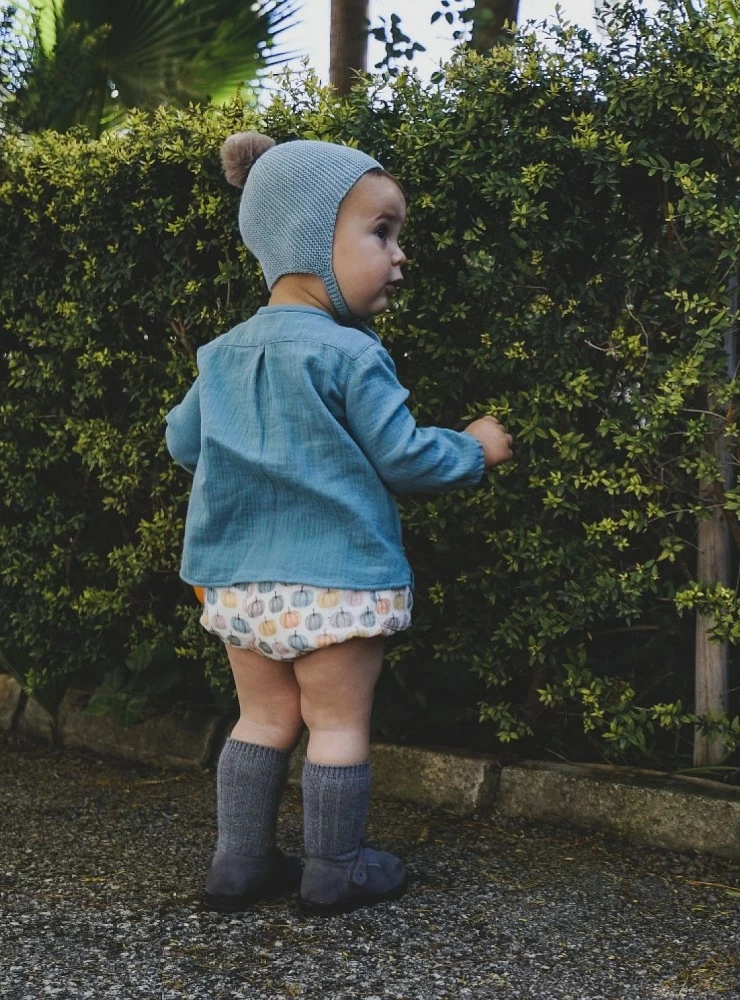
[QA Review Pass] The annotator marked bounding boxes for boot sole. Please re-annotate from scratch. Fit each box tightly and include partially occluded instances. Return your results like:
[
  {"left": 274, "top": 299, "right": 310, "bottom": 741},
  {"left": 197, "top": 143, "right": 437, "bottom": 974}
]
[
  {"left": 297, "top": 874, "right": 409, "bottom": 918},
  {"left": 202, "top": 889, "right": 264, "bottom": 913},
  {"left": 203, "top": 875, "right": 301, "bottom": 913}
]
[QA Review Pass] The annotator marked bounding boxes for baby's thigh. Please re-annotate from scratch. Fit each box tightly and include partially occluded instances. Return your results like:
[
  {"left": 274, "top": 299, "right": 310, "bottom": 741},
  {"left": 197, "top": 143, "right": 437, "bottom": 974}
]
[
  {"left": 294, "top": 636, "right": 385, "bottom": 728},
  {"left": 226, "top": 643, "right": 300, "bottom": 708}
]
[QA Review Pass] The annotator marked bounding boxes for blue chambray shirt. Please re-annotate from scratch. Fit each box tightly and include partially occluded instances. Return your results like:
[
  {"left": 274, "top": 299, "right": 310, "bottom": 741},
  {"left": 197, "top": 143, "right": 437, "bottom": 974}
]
[{"left": 165, "top": 305, "right": 485, "bottom": 590}]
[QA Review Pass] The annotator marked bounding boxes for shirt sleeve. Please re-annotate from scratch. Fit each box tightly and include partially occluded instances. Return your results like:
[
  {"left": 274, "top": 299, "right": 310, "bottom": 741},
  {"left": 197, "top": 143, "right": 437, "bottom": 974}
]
[
  {"left": 165, "top": 377, "right": 201, "bottom": 475},
  {"left": 345, "top": 345, "right": 485, "bottom": 495}
]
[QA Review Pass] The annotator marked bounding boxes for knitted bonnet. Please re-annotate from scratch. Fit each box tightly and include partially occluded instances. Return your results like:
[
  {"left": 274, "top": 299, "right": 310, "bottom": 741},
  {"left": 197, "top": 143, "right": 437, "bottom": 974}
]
[{"left": 221, "top": 131, "right": 382, "bottom": 323}]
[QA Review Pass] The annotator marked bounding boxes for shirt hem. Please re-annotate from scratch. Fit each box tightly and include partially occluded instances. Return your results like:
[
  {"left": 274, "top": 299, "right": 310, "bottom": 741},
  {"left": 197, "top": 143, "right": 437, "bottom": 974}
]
[{"left": 180, "top": 572, "right": 414, "bottom": 591}]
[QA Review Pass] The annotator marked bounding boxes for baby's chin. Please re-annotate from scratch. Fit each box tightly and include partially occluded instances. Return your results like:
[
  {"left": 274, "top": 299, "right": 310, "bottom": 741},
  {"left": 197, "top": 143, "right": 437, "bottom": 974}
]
[
  {"left": 366, "top": 292, "right": 395, "bottom": 318},
  {"left": 361, "top": 306, "right": 389, "bottom": 322},
  {"left": 346, "top": 304, "right": 386, "bottom": 323},
  {"left": 340, "top": 286, "right": 394, "bottom": 322}
]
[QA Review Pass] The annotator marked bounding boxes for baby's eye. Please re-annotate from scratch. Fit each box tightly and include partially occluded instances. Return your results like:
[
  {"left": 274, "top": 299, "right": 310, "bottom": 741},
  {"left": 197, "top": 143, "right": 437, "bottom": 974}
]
[{"left": 374, "top": 224, "right": 389, "bottom": 241}]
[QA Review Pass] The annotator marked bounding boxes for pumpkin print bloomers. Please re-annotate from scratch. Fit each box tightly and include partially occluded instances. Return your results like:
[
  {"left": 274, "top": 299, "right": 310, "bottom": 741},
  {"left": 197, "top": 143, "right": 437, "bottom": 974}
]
[{"left": 198, "top": 582, "right": 413, "bottom": 661}]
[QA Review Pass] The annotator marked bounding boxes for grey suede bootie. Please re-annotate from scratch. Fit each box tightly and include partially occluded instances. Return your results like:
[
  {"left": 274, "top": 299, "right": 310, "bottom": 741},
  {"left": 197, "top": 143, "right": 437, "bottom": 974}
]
[
  {"left": 298, "top": 842, "right": 408, "bottom": 917},
  {"left": 203, "top": 739, "right": 299, "bottom": 912},
  {"left": 203, "top": 847, "right": 303, "bottom": 912},
  {"left": 299, "top": 759, "right": 409, "bottom": 916}
]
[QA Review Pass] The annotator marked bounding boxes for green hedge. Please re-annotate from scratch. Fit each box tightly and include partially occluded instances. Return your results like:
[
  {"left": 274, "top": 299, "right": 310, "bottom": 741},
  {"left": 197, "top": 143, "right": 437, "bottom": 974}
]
[{"left": 1, "top": 0, "right": 739, "bottom": 767}]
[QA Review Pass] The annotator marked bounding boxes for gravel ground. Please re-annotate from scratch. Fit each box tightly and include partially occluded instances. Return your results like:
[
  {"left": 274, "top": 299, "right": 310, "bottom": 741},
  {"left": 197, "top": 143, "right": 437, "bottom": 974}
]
[{"left": 1, "top": 733, "right": 739, "bottom": 1000}]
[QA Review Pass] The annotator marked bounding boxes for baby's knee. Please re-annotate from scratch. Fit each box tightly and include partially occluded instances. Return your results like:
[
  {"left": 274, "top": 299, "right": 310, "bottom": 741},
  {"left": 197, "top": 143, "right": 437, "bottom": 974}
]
[
  {"left": 231, "top": 714, "right": 304, "bottom": 751},
  {"left": 238, "top": 690, "right": 303, "bottom": 733},
  {"left": 300, "top": 695, "right": 373, "bottom": 735}
]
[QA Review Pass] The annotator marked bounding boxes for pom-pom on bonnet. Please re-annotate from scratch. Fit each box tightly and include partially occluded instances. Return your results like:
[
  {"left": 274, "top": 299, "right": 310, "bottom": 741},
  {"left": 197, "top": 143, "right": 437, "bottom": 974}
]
[
  {"left": 220, "top": 131, "right": 276, "bottom": 188},
  {"left": 220, "top": 130, "right": 382, "bottom": 323}
]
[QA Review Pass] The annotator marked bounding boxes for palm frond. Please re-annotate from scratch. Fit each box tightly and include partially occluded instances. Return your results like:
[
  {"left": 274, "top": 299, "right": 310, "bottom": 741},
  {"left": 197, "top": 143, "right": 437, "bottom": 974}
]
[{"left": 3, "top": 0, "right": 303, "bottom": 133}]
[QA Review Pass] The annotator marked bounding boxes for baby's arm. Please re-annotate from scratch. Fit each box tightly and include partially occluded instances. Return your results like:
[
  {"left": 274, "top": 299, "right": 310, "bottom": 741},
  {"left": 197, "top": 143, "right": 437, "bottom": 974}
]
[
  {"left": 165, "top": 377, "right": 201, "bottom": 474},
  {"left": 345, "top": 345, "right": 485, "bottom": 495}
]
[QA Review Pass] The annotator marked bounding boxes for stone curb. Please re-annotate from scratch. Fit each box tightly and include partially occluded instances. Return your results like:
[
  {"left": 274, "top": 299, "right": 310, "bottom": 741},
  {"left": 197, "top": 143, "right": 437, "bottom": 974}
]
[
  {"left": 496, "top": 760, "right": 740, "bottom": 861},
  {"left": 0, "top": 675, "right": 23, "bottom": 731},
  {"left": 2, "top": 679, "right": 739, "bottom": 861},
  {"left": 57, "top": 689, "right": 224, "bottom": 770},
  {"left": 17, "top": 696, "right": 55, "bottom": 742}
]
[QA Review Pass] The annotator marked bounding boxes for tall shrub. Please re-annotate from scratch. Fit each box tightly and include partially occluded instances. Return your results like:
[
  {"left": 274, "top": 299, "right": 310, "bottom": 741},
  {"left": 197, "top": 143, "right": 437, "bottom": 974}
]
[{"left": 1, "top": 0, "right": 738, "bottom": 768}]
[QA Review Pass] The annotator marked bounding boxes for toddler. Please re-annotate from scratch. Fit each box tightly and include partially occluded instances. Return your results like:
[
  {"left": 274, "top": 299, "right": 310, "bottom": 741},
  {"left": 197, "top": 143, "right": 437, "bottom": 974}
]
[{"left": 165, "top": 131, "right": 513, "bottom": 917}]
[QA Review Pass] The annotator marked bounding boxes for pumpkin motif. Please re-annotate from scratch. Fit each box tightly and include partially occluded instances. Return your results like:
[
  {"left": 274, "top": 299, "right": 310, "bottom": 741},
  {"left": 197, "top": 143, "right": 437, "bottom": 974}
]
[
  {"left": 258, "top": 640, "right": 273, "bottom": 655},
  {"left": 289, "top": 632, "right": 310, "bottom": 651},
  {"left": 246, "top": 598, "right": 265, "bottom": 618},
  {"left": 259, "top": 619, "right": 278, "bottom": 637},
  {"left": 234, "top": 583, "right": 248, "bottom": 592},
  {"left": 280, "top": 609, "right": 301, "bottom": 629},
  {"left": 222, "top": 589, "right": 238, "bottom": 609},
  {"left": 375, "top": 597, "right": 391, "bottom": 615},
  {"left": 226, "top": 635, "right": 242, "bottom": 646},
  {"left": 360, "top": 608, "right": 377, "bottom": 628},
  {"left": 213, "top": 613, "right": 227, "bottom": 630},
  {"left": 383, "top": 614, "right": 404, "bottom": 632},
  {"left": 393, "top": 593, "right": 406, "bottom": 610},
  {"left": 407, "top": 591, "right": 414, "bottom": 610},
  {"left": 318, "top": 589, "right": 341, "bottom": 608},
  {"left": 230, "top": 615, "right": 250, "bottom": 634},
  {"left": 347, "top": 590, "right": 365, "bottom": 607},
  {"left": 200, "top": 611, "right": 209, "bottom": 627},
  {"left": 193, "top": 586, "right": 205, "bottom": 604},
  {"left": 315, "top": 632, "right": 338, "bottom": 648},
  {"left": 258, "top": 581, "right": 277, "bottom": 593},
  {"left": 274, "top": 641, "right": 292, "bottom": 656},
  {"left": 245, "top": 583, "right": 257, "bottom": 597},
  {"left": 206, "top": 588, "right": 218, "bottom": 605},
  {"left": 292, "top": 587, "right": 313, "bottom": 607},
  {"left": 269, "top": 594, "right": 285, "bottom": 613},
  {"left": 306, "top": 610, "right": 323, "bottom": 631},
  {"left": 329, "top": 608, "right": 354, "bottom": 629}
]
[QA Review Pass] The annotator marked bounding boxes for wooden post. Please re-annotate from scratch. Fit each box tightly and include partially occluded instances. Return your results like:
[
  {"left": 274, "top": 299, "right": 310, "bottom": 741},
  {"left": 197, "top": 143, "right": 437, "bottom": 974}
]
[
  {"left": 694, "top": 275, "right": 737, "bottom": 766},
  {"left": 329, "top": 0, "right": 369, "bottom": 97}
]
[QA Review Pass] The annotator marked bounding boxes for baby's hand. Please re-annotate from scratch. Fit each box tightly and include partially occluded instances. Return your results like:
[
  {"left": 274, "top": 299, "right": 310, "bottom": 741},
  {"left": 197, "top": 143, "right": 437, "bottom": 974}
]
[{"left": 464, "top": 416, "right": 514, "bottom": 469}]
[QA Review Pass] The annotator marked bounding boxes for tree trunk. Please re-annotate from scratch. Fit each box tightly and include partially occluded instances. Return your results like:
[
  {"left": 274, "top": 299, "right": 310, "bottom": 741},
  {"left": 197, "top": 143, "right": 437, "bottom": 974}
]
[
  {"left": 693, "top": 275, "right": 737, "bottom": 766},
  {"left": 470, "top": 0, "right": 520, "bottom": 51},
  {"left": 330, "top": 0, "right": 368, "bottom": 96}
]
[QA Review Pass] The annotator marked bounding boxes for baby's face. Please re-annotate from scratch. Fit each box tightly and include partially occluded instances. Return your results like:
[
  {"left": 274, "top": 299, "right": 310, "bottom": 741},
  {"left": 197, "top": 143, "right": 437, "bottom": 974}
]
[{"left": 333, "top": 172, "right": 407, "bottom": 320}]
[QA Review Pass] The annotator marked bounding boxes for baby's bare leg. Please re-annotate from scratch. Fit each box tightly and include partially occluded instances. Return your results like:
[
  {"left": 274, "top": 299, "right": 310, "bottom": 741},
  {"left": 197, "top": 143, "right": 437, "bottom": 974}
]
[
  {"left": 293, "top": 636, "right": 385, "bottom": 765},
  {"left": 293, "top": 637, "right": 408, "bottom": 914},
  {"left": 226, "top": 645, "right": 304, "bottom": 751}
]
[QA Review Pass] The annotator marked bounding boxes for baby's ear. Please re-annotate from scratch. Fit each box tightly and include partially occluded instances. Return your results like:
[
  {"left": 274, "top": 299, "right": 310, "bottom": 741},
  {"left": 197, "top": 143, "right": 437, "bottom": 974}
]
[{"left": 220, "top": 131, "right": 276, "bottom": 188}]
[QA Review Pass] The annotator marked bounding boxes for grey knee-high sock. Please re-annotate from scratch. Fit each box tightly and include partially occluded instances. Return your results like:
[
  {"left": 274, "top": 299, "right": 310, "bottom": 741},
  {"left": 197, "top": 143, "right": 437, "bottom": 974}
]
[
  {"left": 215, "top": 738, "right": 290, "bottom": 858},
  {"left": 301, "top": 759, "right": 371, "bottom": 859}
]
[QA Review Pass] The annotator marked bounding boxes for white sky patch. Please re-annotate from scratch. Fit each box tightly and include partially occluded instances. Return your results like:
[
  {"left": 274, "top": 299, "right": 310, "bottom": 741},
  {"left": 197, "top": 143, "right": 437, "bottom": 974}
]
[{"left": 266, "top": 0, "right": 664, "bottom": 92}]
